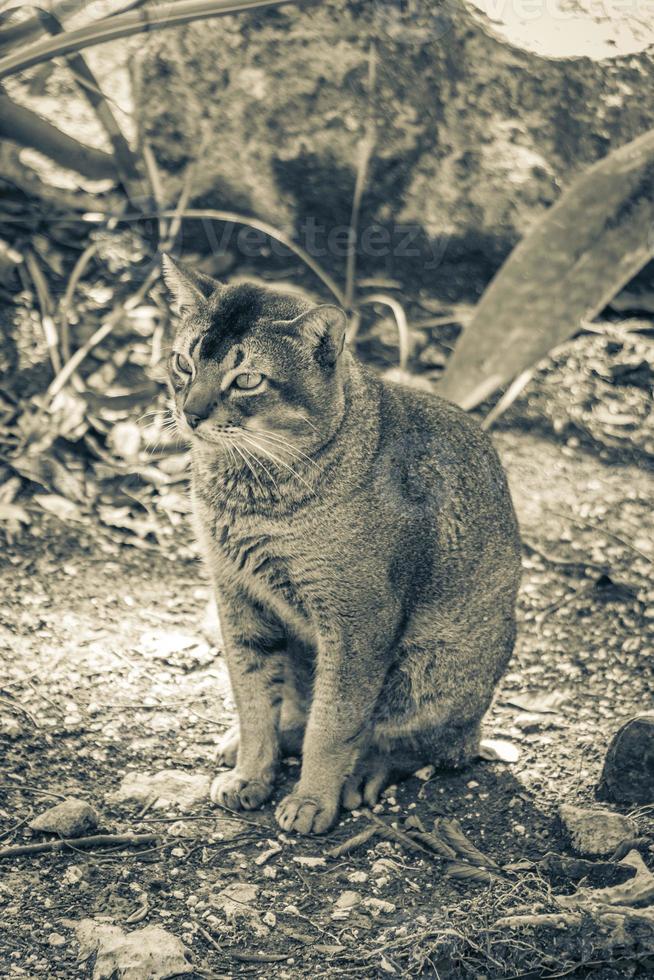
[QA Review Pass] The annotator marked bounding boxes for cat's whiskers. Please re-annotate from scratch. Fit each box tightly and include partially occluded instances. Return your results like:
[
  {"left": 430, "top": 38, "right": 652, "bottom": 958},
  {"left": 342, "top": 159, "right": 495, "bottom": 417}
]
[
  {"left": 243, "top": 427, "right": 320, "bottom": 468},
  {"left": 237, "top": 443, "right": 281, "bottom": 494},
  {"left": 297, "top": 413, "right": 319, "bottom": 434},
  {"left": 230, "top": 442, "right": 265, "bottom": 491},
  {"left": 239, "top": 433, "right": 314, "bottom": 493}
]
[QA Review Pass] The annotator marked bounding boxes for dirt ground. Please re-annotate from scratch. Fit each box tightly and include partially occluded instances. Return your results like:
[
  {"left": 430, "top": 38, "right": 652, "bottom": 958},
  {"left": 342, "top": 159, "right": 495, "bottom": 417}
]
[{"left": 1, "top": 425, "right": 653, "bottom": 979}]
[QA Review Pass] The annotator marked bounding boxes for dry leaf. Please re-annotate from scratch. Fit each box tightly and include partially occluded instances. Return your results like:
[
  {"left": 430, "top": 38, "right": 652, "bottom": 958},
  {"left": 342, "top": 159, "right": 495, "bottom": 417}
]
[
  {"left": 504, "top": 690, "right": 569, "bottom": 714},
  {"left": 0, "top": 503, "right": 30, "bottom": 524},
  {"left": 34, "top": 494, "right": 84, "bottom": 522}
]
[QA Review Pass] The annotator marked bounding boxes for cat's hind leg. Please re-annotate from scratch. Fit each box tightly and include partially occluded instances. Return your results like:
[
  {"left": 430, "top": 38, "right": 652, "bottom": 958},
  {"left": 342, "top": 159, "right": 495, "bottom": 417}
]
[
  {"left": 341, "top": 748, "right": 424, "bottom": 810},
  {"left": 341, "top": 719, "right": 483, "bottom": 809}
]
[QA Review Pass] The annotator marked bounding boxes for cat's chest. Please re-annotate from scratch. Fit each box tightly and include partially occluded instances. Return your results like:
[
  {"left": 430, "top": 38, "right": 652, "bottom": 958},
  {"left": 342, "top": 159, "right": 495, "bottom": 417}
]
[{"left": 211, "top": 518, "right": 307, "bottom": 619}]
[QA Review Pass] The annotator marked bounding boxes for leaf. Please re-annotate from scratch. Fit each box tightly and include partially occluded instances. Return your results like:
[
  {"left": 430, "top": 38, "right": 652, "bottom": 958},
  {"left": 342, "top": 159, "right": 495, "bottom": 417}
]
[
  {"left": 505, "top": 690, "right": 568, "bottom": 714},
  {"left": 444, "top": 861, "right": 497, "bottom": 884},
  {"left": 10, "top": 452, "right": 86, "bottom": 502},
  {"left": 0, "top": 502, "right": 30, "bottom": 524},
  {"left": 478, "top": 738, "right": 520, "bottom": 763},
  {"left": 434, "top": 817, "right": 501, "bottom": 870},
  {"left": 436, "top": 128, "right": 654, "bottom": 409},
  {"left": 34, "top": 494, "right": 84, "bottom": 522}
]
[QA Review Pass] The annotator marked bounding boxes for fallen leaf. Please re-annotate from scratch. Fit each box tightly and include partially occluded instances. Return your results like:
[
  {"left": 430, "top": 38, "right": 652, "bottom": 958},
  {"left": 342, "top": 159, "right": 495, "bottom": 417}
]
[
  {"left": 34, "top": 494, "right": 84, "bottom": 522},
  {"left": 0, "top": 503, "right": 30, "bottom": 524},
  {"left": 504, "top": 690, "right": 569, "bottom": 713}
]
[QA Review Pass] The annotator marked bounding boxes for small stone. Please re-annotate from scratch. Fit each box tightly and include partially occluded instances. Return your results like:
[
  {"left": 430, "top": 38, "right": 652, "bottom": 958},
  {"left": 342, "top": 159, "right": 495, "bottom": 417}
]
[
  {"left": 214, "top": 883, "right": 258, "bottom": 922},
  {"left": 48, "top": 933, "right": 66, "bottom": 947},
  {"left": 262, "top": 911, "right": 276, "bottom": 927},
  {"left": 334, "top": 890, "right": 361, "bottom": 910},
  {"left": 107, "top": 769, "right": 210, "bottom": 811},
  {"left": 513, "top": 712, "right": 548, "bottom": 732},
  {"left": 293, "top": 856, "right": 326, "bottom": 868},
  {"left": 559, "top": 804, "right": 637, "bottom": 856},
  {"left": 72, "top": 920, "right": 191, "bottom": 979},
  {"left": 29, "top": 799, "right": 98, "bottom": 838},
  {"left": 363, "top": 897, "right": 396, "bottom": 916},
  {"left": 347, "top": 871, "right": 369, "bottom": 884}
]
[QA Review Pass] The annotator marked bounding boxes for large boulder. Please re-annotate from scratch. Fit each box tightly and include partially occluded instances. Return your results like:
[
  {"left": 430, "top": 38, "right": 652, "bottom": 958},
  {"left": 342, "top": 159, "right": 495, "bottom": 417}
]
[{"left": 135, "top": 0, "right": 654, "bottom": 298}]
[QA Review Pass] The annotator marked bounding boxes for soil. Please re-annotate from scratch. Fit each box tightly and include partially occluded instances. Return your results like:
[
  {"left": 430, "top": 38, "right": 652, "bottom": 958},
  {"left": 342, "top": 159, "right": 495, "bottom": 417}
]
[{"left": 1, "top": 426, "right": 652, "bottom": 979}]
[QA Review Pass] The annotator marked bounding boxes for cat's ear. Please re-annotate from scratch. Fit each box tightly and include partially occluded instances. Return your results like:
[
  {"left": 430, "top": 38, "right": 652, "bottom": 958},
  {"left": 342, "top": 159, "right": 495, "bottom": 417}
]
[
  {"left": 161, "top": 254, "right": 219, "bottom": 314},
  {"left": 291, "top": 305, "right": 348, "bottom": 365}
]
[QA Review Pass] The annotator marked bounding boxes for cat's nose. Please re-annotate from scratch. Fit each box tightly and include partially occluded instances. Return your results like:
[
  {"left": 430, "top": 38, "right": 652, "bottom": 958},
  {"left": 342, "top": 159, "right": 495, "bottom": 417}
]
[{"left": 184, "top": 409, "right": 208, "bottom": 429}]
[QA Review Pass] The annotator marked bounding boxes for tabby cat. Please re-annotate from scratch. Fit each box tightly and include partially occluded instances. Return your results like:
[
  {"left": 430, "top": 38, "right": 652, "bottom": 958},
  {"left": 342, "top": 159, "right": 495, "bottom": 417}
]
[{"left": 163, "top": 254, "right": 521, "bottom": 835}]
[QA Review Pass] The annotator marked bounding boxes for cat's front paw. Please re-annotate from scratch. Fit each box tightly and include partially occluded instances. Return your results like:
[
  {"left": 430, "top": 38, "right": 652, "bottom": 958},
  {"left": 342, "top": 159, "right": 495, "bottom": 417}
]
[
  {"left": 215, "top": 725, "right": 239, "bottom": 768},
  {"left": 275, "top": 792, "right": 339, "bottom": 835},
  {"left": 210, "top": 770, "right": 273, "bottom": 810}
]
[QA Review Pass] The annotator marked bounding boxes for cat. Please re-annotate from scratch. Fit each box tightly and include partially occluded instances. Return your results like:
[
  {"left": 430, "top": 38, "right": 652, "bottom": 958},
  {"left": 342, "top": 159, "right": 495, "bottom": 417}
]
[{"left": 162, "top": 253, "right": 522, "bottom": 835}]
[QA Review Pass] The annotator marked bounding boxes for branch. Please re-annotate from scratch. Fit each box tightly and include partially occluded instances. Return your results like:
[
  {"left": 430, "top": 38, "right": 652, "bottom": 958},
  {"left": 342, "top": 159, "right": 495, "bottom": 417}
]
[
  {"left": 0, "top": 0, "right": 299, "bottom": 79},
  {"left": 0, "top": 0, "right": 94, "bottom": 49},
  {"left": 33, "top": 7, "right": 143, "bottom": 202},
  {"left": 0, "top": 832, "right": 160, "bottom": 858},
  {"left": 0, "top": 93, "right": 117, "bottom": 180}
]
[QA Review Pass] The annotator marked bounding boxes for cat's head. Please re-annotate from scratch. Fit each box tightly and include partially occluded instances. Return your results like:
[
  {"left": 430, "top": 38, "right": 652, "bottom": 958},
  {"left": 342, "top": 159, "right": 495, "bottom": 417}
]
[{"left": 161, "top": 255, "right": 349, "bottom": 457}]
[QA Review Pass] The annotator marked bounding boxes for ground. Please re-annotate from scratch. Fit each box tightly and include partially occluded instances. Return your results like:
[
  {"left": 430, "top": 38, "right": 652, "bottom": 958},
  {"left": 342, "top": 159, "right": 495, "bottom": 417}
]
[{"left": 1, "top": 425, "right": 652, "bottom": 979}]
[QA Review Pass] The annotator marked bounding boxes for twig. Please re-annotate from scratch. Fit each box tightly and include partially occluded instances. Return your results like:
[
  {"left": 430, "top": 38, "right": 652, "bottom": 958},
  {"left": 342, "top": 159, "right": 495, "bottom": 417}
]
[
  {"left": 24, "top": 248, "right": 61, "bottom": 374},
  {"left": 159, "top": 208, "right": 345, "bottom": 305},
  {"left": 326, "top": 823, "right": 378, "bottom": 858},
  {"left": 482, "top": 369, "right": 533, "bottom": 431},
  {"left": 546, "top": 509, "right": 653, "bottom": 565},
  {"left": 46, "top": 267, "right": 158, "bottom": 401},
  {"left": 344, "top": 41, "right": 377, "bottom": 309},
  {"left": 359, "top": 293, "right": 411, "bottom": 369},
  {"left": 0, "top": 832, "right": 160, "bottom": 859},
  {"left": 522, "top": 540, "right": 608, "bottom": 575},
  {"left": 197, "top": 925, "right": 288, "bottom": 964},
  {"left": 58, "top": 240, "right": 99, "bottom": 364}
]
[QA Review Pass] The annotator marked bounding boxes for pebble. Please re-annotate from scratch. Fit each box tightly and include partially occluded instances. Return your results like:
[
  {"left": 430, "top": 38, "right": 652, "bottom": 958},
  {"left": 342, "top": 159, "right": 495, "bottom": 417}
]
[
  {"left": 47, "top": 934, "right": 66, "bottom": 947},
  {"left": 29, "top": 799, "right": 98, "bottom": 838},
  {"left": 559, "top": 804, "right": 637, "bottom": 856},
  {"left": 334, "top": 890, "right": 361, "bottom": 910},
  {"left": 347, "top": 871, "right": 369, "bottom": 884}
]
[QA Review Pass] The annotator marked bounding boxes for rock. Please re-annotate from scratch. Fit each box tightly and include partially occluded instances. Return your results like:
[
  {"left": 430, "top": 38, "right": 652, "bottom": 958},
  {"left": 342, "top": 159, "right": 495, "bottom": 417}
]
[
  {"left": 334, "top": 891, "right": 361, "bottom": 910},
  {"left": 599, "top": 714, "right": 654, "bottom": 804},
  {"left": 136, "top": 0, "right": 654, "bottom": 299},
  {"left": 347, "top": 870, "right": 369, "bottom": 884},
  {"left": 292, "top": 855, "right": 326, "bottom": 868},
  {"left": 107, "top": 770, "right": 210, "bottom": 811},
  {"left": 478, "top": 738, "right": 520, "bottom": 763},
  {"left": 213, "top": 882, "right": 267, "bottom": 937},
  {"left": 71, "top": 920, "right": 192, "bottom": 980},
  {"left": 363, "top": 897, "right": 396, "bottom": 916},
  {"left": 559, "top": 804, "right": 638, "bottom": 856},
  {"left": 48, "top": 933, "right": 66, "bottom": 946},
  {"left": 29, "top": 799, "right": 98, "bottom": 838}
]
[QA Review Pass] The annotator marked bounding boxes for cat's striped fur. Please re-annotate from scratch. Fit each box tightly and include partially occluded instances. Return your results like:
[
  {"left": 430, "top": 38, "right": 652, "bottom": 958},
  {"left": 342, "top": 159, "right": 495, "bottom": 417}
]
[{"left": 163, "top": 255, "right": 521, "bottom": 834}]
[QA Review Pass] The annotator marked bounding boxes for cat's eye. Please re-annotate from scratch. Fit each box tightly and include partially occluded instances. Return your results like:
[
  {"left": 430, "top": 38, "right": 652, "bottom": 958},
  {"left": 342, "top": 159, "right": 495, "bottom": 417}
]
[
  {"left": 233, "top": 372, "right": 265, "bottom": 391},
  {"left": 172, "top": 352, "right": 192, "bottom": 376}
]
